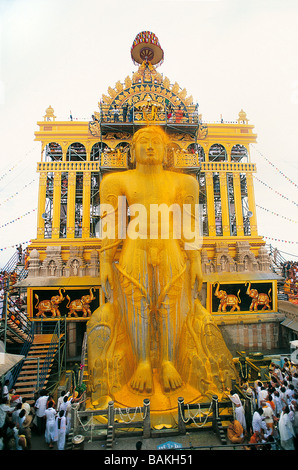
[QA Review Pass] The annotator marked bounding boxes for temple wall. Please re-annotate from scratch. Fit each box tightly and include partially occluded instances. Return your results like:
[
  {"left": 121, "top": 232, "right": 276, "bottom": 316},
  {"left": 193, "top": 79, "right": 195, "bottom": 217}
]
[{"left": 217, "top": 314, "right": 285, "bottom": 355}]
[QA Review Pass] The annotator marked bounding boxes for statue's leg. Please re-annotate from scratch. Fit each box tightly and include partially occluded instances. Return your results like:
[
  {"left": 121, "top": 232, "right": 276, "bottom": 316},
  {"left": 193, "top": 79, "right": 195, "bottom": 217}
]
[
  {"left": 156, "top": 260, "right": 186, "bottom": 392},
  {"left": 117, "top": 265, "right": 153, "bottom": 393},
  {"left": 87, "top": 302, "right": 117, "bottom": 405}
]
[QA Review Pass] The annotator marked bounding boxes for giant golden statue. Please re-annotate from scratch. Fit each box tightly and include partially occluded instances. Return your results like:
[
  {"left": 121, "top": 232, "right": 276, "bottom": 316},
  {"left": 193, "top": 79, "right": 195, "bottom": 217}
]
[{"left": 87, "top": 126, "right": 237, "bottom": 419}]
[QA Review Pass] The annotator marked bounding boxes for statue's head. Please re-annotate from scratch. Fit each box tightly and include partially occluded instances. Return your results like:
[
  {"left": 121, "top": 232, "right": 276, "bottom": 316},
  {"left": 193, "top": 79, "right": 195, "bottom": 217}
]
[{"left": 131, "top": 126, "right": 170, "bottom": 166}]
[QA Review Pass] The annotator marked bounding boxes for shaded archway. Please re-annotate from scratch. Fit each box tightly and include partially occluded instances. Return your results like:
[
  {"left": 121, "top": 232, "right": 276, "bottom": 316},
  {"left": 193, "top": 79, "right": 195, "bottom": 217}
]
[
  {"left": 231, "top": 144, "right": 248, "bottom": 162},
  {"left": 209, "top": 144, "right": 227, "bottom": 162},
  {"left": 66, "top": 142, "right": 87, "bottom": 161},
  {"left": 91, "top": 142, "right": 109, "bottom": 161},
  {"left": 187, "top": 143, "right": 205, "bottom": 162},
  {"left": 45, "top": 142, "right": 62, "bottom": 161}
]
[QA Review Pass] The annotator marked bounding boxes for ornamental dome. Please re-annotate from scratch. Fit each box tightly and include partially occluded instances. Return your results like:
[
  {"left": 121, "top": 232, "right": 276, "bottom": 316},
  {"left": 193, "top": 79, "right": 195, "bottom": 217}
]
[{"left": 131, "top": 31, "right": 164, "bottom": 66}]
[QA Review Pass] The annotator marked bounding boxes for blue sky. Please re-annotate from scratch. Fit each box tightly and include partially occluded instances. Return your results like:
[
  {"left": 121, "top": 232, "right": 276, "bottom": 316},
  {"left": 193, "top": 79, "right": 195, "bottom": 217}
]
[{"left": 0, "top": 0, "right": 298, "bottom": 266}]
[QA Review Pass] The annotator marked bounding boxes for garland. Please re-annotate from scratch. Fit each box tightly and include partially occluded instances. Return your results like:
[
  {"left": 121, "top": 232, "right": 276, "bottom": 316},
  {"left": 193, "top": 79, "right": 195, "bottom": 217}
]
[
  {"left": 0, "top": 240, "right": 32, "bottom": 252},
  {"left": 0, "top": 161, "right": 22, "bottom": 183},
  {"left": 0, "top": 179, "right": 37, "bottom": 207},
  {"left": 0, "top": 147, "right": 37, "bottom": 183},
  {"left": 256, "top": 204, "right": 298, "bottom": 224},
  {"left": 262, "top": 236, "right": 298, "bottom": 245},
  {"left": 115, "top": 406, "right": 146, "bottom": 423},
  {"left": 178, "top": 400, "right": 213, "bottom": 428},
  {"left": 0, "top": 209, "right": 37, "bottom": 230},
  {"left": 252, "top": 145, "right": 298, "bottom": 189},
  {"left": 254, "top": 176, "right": 298, "bottom": 208}
]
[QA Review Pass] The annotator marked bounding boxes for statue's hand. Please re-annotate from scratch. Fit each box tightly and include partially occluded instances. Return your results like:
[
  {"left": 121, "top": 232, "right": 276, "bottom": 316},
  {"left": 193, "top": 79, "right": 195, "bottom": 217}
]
[
  {"left": 190, "top": 259, "right": 203, "bottom": 293},
  {"left": 100, "top": 262, "right": 114, "bottom": 298}
]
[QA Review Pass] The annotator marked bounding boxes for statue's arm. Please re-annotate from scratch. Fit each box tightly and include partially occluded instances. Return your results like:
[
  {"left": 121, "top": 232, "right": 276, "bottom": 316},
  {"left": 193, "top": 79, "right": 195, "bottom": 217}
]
[
  {"left": 99, "top": 174, "right": 124, "bottom": 294},
  {"left": 181, "top": 175, "right": 203, "bottom": 292}
]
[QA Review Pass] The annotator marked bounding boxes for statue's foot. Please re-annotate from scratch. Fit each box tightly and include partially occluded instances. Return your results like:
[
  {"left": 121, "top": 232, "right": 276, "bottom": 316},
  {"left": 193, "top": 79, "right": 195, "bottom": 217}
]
[
  {"left": 92, "top": 395, "right": 112, "bottom": 408},
  {"left": 161, "top": 361, "right": 182, "bottom": 392},
  {"left": 130, "top": 361, "right": 153, "bottom": 393}
]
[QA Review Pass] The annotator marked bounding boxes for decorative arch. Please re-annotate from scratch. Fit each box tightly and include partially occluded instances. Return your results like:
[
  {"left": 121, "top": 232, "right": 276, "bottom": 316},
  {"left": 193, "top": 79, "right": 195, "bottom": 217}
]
[
  {"left": 115, "top": 141, "right": 130, "bottom": 150},
  {"left": 167, "top": 142, "right": 182, "bottom": 168},
  {"left": 187, "top": 143, "right": 205, "bottom": 162},
  {"left": 44, "top": 142, "right": 62, "bottom": 161},
  {"left": 66, "top": 142, "right": 87, "bottom": 161},
  {"left": 231, "top": 144, "right": 248, "bottom": 162},
  {"left": 209, "top": 144, "right": 227, "bottom": 162},
  {"left": 91, "top": 142, "right": 109, "bottom": 161},
  {"left": 91, "top": 64, "right": 198, "bottom": 132}
]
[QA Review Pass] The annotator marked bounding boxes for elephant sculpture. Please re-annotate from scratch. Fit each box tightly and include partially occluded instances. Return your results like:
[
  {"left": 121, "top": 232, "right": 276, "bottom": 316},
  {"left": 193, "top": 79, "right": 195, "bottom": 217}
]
[
  {"left": 34, "top": 288, "right": 65, "bottom": 318},
  {"left": 245, "top": 282, "right": 271, "bottom": 311},
  {"left": 214, "top": 282, "right": 241, "bottom": 312},
  {"left": 66, "top": 288, "right": 95, "bottom": 317}
]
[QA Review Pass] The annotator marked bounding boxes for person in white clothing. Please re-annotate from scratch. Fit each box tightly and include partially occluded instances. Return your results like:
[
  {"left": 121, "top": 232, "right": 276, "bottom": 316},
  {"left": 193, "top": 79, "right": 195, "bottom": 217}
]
[
  {"left": 261, "top": 401, "right": 277, "bottom": 436},
  {"left": 45, "top": 401, "right": 57, "bottom": 448},
  {"left": 59, "top": 395, "right": 72, "bottom": 434},
  {"left": 57, "top": 390, "right": 70, "bottom": 412},
  {"left": 278, "top": 405, "right": 295, "bottom": 450},
  {"left": 34, "top": 390, "right": 49, "bottom": 435},
  {"left": 258, "top": 386, "right": 268, "bottom": 406},
  {"left": 252, "top": 408, "right": 269, "bottom": 438},
  {"left": 21, "top": 398, "right": 31, "bottom": 416},
  {"left": 54, "top": 410, "right": 67, "bottom": 450},
  {"left": 2, "top": 380, "right": 10, "bottom": 402},
  {"left": 225, "top": 389, "right": 246, "bottom": 436},
  {"left": 273, "top": 390, "right": 283, "bottom": 417},
  {"left": 285, "top": 385, "right": 295, "bottom": 405}
]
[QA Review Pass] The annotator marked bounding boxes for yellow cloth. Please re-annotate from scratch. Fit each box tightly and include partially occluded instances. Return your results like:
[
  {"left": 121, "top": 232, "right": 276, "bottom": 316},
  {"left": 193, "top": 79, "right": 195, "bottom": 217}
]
[{"left": 227, "top": 420, "right": 244, "bottom": 443}]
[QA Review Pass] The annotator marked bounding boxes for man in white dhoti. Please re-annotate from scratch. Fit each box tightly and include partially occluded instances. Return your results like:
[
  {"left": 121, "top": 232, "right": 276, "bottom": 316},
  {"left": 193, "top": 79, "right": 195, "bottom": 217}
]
[
  {"left": 278, "top": 405, "right": 295, "bottom": 450},
  {"left": 225, "top": 389, "right": 246, "bottom": 436},
  {"left": 54, "top": 410, "right": 67, "bottom": 450},
  {"left": 45, "top": 401, "right": 57, "bottom": 448}
]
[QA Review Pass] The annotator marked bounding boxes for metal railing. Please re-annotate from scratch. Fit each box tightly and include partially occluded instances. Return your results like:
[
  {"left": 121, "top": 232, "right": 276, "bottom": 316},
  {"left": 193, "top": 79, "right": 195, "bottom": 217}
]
[
  {"left": 1, "top": 251, "right": 19, "bottom": 274},
  {"left": 9, "top": 322, "right": 35, "bottom": 387},
  {"left": 97, "top": 103, "right": 199, "bottom": 126},
  {"left": 37, "top": 319, "right": 66, "bottom": 392}
]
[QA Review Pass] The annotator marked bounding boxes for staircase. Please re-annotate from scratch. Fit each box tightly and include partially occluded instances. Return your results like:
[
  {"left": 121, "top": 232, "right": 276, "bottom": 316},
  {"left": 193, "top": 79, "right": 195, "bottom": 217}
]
[
  {"left": 13, "top": 334, "right": 60, "bottom": 404},
  {"left": 266, "top": 243, "right": 286, "bottom": 277},
  {"left": 5, "top": 318, "right": 30, "bottom": 345}
]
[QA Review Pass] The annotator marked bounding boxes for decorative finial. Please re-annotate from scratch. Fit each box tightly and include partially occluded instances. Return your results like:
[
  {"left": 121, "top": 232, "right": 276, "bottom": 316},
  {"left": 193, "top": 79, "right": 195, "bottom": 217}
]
[
  {"left": 131, "top": 31, "right": 164, "bottom": 67},
  {"left": 237, "top": 109, "right": 248, "bottom": 124},
  {"left": 44, "top": 105, "right": 56, "bottom": 121}
]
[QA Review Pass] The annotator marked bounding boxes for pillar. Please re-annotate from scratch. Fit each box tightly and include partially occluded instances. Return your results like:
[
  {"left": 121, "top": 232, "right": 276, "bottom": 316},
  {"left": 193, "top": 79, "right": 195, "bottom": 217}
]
[
  {"left": 178, "top": 397, "right": 186, "bottom": 435},
  {"left": 246, "top": 173, "right": 258, "bottom": 236},
  {"left": 82, "top": 172, "right": 91, "bottom": 238},
  {"left": 219, "top": 172, "right": 230, "bottom": 236},
  {"left": 52, "top": 172, "right": 62, "bottom": 239},
  {"left": 143, "top": 399, "right": 151, "bottom": 438},
  {"left": 36, "top": 171, "right": 47, "bottom": 239},
  {"left": 205, "top": 171, "right": 216, "bottom": 236},
  {"left": 66, "top": 171, "right": 76, "bottom": 238},
  {"left": 232, "top": 172, "right": 244, "bottom": 236}
]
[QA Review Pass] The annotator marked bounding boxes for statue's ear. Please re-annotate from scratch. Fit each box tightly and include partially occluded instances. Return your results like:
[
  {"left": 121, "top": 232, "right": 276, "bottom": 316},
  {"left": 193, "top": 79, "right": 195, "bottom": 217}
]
[
  {"left": 163, "top": 145, "right": 171, "bottom": 167},
  {"left": 130, "top": 144, "right": 135, "bottom": 164}
]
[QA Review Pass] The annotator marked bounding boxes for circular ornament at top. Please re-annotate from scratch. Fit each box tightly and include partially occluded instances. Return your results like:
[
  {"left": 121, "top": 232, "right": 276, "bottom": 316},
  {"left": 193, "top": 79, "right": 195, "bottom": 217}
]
[{"left": 131, "top": 31, "right": 164, "bottom": 66}]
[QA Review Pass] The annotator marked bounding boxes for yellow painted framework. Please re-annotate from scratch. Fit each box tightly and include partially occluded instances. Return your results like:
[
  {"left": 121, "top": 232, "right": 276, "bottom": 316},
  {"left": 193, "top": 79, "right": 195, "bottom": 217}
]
[{"left": 32, "top": 121, "right": 261, "bottom": 262}]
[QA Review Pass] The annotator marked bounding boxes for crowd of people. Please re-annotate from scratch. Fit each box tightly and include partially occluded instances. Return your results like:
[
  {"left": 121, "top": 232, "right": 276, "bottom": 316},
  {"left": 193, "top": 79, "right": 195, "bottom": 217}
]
[
  {"left": 226, "top": 357, "right": 298, "bottom": 450},
  {"left": 94, "top": 101, "right": 196, "bottom": 125},
  {"left": 282, "top": 261, "right": 298, "bottom": 304},
  {"left": 0, "top": 384, "right": 85, "bottom": 450},
  {"left": 0, "top": 287, "right": 28, "bottom": 333}
]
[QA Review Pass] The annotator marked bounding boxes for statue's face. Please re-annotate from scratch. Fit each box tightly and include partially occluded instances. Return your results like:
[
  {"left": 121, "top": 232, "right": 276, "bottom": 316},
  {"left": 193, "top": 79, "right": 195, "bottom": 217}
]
[{"left": 134, "top": 130, "right": 165, "bottom": 165}]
